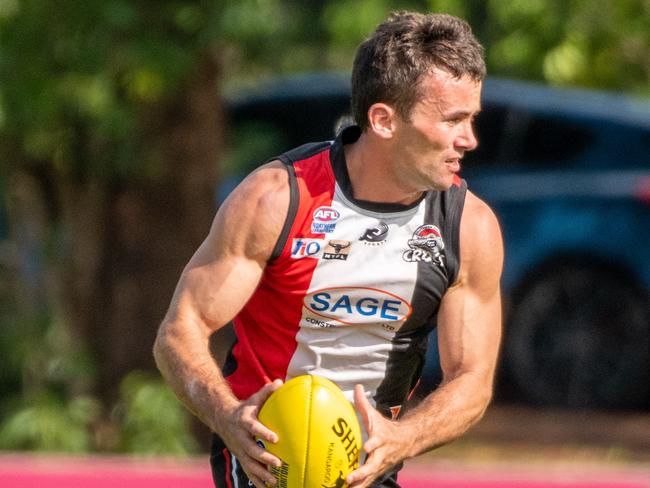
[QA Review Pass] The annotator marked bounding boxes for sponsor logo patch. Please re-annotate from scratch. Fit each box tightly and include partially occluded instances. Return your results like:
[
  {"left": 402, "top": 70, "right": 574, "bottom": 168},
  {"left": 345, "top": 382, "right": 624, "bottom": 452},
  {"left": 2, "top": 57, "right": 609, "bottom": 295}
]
[
  {"left": 359, "top": 222, "right": 389, "bottom": 245},
  {"left": 303, "top": 287, "right": 412, "bottom": 326},
  {"left": 311, "top": 206, "right": 340, "bottom": 234},
  {"left": 402, "top": 224, "right": 445, "bottom": 267},
  {"left": 291, "top": 238, "right": 324, "bottom": 259},
  {"left": 323, "top": 240, "right": 352, "bottom": 260}
]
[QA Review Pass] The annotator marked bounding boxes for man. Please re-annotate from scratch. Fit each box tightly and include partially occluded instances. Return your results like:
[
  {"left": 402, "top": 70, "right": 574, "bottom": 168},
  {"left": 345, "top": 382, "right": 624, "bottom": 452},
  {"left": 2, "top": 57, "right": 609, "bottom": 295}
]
[{"left": 154, "top": 11, "right": 502, "bottom": 488}]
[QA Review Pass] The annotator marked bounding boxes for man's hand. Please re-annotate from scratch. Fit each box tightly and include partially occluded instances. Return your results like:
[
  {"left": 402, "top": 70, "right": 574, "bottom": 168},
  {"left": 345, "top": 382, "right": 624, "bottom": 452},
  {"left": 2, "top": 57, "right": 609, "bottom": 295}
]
[
  {"left": 219, "top": 379, "right": 284, "bottom": 488},
  {"left": 346, "top": 385, "right": 410, "bottom": 488}
]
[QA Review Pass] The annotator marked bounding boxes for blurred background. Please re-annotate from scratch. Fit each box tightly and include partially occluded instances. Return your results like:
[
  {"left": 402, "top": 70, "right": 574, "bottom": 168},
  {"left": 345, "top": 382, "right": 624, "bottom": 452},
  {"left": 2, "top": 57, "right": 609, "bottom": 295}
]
[{"left": 0, "top": 0, "right": 649, "bottom": 483}]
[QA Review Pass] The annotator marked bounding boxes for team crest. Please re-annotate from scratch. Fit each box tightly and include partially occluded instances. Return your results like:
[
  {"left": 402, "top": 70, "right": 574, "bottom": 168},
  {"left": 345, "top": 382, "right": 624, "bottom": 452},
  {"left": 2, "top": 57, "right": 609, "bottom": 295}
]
[{"left": 402, "top": 224, "right": 445, "bottom": 267}]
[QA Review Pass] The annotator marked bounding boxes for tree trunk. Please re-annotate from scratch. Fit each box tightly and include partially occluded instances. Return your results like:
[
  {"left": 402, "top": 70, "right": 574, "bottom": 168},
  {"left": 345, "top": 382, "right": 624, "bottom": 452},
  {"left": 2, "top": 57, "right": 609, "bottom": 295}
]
[{"left": 59, "top": 54, "right": 223, "bottom": 401}]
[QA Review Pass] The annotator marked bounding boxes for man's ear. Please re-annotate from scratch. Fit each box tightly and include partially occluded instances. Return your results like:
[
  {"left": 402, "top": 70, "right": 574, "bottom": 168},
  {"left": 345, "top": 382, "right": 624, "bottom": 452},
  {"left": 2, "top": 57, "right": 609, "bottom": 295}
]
[{"left": 367, "top": 103, "right": 396, "bottom": 140}]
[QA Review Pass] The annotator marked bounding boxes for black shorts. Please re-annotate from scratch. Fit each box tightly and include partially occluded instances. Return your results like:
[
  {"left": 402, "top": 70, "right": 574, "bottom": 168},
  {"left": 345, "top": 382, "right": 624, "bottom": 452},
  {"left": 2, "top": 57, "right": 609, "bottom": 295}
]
[{"left": 210, "top": 434, "right": 402, "bottom": 488}]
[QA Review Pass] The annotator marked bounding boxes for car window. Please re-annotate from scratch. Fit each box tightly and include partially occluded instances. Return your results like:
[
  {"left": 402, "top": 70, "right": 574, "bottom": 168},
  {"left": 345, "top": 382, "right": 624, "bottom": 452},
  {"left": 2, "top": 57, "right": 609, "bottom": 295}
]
[
  {"left": 463, "top": 104, "right": 509, "bottom": 167},
  {"left": 519, "top": 114, "right": 594, "bottom": 165}
]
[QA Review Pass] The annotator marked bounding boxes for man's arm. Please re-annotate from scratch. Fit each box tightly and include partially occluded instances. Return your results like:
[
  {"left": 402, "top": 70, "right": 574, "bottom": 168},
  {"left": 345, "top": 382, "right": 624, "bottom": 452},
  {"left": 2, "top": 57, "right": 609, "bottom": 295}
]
[
  {"left": 153, "top": 161, "right": 289, "bottom": 488},
  {"left": 347, "top": 191, "right": 503, "bottom": 487}
]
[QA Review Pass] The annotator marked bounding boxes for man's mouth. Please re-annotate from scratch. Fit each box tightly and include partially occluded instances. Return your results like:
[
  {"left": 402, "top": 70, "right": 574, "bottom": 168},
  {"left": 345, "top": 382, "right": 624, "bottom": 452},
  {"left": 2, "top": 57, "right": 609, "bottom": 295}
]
[{"left": 445, "top": 158, "right": 461, "bottom": 173}]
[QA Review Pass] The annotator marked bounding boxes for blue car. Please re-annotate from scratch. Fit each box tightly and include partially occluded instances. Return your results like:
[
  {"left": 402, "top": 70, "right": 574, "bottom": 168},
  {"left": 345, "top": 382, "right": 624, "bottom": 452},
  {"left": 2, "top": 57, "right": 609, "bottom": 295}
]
[{"left": 223, "top": 73, "right": 650, "bottom": 410}]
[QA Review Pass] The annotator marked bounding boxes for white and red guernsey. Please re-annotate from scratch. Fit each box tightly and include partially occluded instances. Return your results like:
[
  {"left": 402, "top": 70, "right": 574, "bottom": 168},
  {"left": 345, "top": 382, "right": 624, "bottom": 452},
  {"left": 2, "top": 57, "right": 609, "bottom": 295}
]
[{"left": 223, "top": 125, "right": 467, "bottom": 419}]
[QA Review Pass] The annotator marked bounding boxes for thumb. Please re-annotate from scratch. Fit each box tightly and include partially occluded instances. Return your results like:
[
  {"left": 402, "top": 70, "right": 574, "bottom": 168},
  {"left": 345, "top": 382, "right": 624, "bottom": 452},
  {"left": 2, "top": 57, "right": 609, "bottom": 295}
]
[
  {"left": 353, "top": 384, "right": 374, "bottom": 435},
  {"left": 250, "top": 379, "right": 284, "bottom": 407}
]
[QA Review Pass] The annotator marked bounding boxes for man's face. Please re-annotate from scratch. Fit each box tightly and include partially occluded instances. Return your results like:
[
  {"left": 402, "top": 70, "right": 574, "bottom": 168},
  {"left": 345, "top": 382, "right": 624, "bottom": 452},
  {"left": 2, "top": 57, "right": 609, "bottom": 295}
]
[{"left": 391, "top": 69, "right": 482, "bottom": 192}]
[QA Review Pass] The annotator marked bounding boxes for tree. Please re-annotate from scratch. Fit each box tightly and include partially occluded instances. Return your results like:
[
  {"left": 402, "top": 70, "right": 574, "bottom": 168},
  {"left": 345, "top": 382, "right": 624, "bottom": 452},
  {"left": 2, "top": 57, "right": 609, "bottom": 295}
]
[
  {"left": 0, "top": 1, "right": 229, "bottom": 403},
  {"left": 0, "top": 0, "right": 647, "bottom": 453},
  {"left": 0, "top": 0, "right": 429, "bottom": 404}
]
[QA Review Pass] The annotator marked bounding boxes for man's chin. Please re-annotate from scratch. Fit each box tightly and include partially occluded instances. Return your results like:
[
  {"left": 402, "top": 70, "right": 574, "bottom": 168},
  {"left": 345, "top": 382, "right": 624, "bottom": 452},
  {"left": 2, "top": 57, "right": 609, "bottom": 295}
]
[{"left": 428, "top": 176, "right": 455, "bottom": 192}]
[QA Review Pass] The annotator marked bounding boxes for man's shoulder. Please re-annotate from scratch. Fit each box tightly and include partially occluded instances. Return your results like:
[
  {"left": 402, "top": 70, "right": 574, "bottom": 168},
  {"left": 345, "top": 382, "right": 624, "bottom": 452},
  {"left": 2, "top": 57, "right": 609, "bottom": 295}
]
[
  {"left": 460, "top": 191, "right": 502, "bottom": 255},
  {"left": 212, "top": 161, "right": 291, "bottom": 262},
  {"left": 462, "top": 190, "right": 499, "bottom": 230},
  {"left": 458, "top": 190, "right": 503, "bottom": 276},
  {"left": 224, "top": 159, "right": 289, "bottom": 217},
  {"left": 278, "top": 140, "right": 333, "bottom": 165}
]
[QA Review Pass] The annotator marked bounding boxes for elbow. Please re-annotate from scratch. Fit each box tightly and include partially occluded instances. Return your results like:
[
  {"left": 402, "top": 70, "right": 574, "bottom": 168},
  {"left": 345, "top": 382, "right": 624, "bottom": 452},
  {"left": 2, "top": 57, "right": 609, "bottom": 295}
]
[
  {"left": 470, "top": 372, "right": 495, "bottom": 423},
  {"left": 452, "top": 369, "right": 495, "bottom": 423},
  {"left": 153, "top": 321, "right": 172, "bottom": 374},
  {"left": 476, "top": 384, "right": 493, "bottom": 420}
]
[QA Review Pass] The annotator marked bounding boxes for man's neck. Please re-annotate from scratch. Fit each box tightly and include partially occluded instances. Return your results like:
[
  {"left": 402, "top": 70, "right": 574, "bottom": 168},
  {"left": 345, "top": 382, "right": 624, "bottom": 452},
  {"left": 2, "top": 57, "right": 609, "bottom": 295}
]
[{"left": 343, "top": 132, "right": 423, "bottom": 206}]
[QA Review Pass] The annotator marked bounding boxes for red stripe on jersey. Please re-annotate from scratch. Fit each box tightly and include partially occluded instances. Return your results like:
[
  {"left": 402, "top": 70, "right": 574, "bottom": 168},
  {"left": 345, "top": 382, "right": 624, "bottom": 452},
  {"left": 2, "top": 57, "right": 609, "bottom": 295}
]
[
  {"left": 227, "top": 147, "right": 336, "bottom": 400},
  {"left": 453, "top": 174, "right": 461, "bottom": 187},
  {"left": 223, "top": 448, "right": 233, "bottom": 488}
]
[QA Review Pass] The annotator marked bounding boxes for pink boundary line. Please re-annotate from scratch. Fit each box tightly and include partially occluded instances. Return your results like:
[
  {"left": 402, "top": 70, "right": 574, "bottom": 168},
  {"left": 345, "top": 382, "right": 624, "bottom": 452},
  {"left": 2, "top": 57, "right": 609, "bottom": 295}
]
[
  {"left": 402, "top": 463, "right": 650, "bottom": 488},
  {"left": 0, "top": 455, "right": 649, "bottom": 488}
]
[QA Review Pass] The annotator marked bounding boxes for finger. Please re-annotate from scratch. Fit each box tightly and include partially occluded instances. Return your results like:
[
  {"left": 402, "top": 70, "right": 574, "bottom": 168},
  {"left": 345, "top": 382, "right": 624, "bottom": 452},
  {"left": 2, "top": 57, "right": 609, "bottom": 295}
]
[
  {"left": 248, "top": 437, "right": 283, "bottom": 468},
  {"left": 243, "top": 466, "right": 273, "bottom": 488},
  {"left": 245, "top": 380, "right": 284, "bottom": 443},
  {"left": 353, "top": 384, "right": 374, "bottom": 435},
  {"left": 348, "top": 480, "right": 371, "bottom": 488},
  {"left": 258, "top": 450, "right": 283, "bottom": 469},
  {"left": 363, "top": 432, "right": 385, "bottom": 454},
  {"left": 248, "top": 416, "right": 280, "bottom": 444},
  {"left": 346, "top": 460, "right": 377, "bottom": 488},
  {"left": 240, "top": 452, "right": 278, "bottom": 487},
  {"left": 249, "top": 472, "right": 273, "bottom": 488},
  {"left": 249, "top": 379, "right": 284, "bottom": 407}
]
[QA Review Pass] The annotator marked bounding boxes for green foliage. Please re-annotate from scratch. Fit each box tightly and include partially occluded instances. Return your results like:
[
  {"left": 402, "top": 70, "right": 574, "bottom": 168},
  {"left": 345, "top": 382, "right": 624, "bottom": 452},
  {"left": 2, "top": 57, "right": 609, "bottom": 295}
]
[
  {"left": 1, "top": 0, "right": 646, "bottom": 184},
  {"left": 0, "top": 306, "right": 196, "bottom": 455},
  {"left": 483, "top": 0, "right": 650, "bottom": 95},
  {"left": 115, "top": 371, "right": 198, "bottom": 456},
  {"left": 222, "top": 121, "right": 287, "bottom": 178},
  {"left": 0, "top": 0, "right": 224, "bottom": 180},
  {"left": 427, "top": 0, "right": 474, "bottom": 19},
  {"left": 0, "top": 393, "right": 101, "bottom": 452},
  {"left": 320, "top": 0, "right": 428, "bottom": 67},
  {"left": 0, "top": 322, "right": 197, "bottom": 456},
  {"left": 0, "top": 0, "right": 648, "bottom": 457},
  {"left": 0, "top": 310, "right": 98, "bottom": 452}
]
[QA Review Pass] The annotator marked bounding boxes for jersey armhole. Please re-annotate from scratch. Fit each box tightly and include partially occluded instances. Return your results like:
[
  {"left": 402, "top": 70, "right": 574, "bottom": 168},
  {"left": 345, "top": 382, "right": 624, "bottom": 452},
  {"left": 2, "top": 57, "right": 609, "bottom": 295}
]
[
  {"left": 446, "top": 179, "right": 468, "bottom": 286},
  {"left": 269, "top": 156, "right": 298, "bottom": 262}
]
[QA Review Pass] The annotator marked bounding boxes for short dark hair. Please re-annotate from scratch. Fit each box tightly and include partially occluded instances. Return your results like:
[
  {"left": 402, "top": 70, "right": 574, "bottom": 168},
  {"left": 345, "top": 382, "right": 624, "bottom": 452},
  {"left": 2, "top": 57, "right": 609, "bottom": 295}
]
[{"left": 351, "top": 11, "right": 486, "bottom": 129}]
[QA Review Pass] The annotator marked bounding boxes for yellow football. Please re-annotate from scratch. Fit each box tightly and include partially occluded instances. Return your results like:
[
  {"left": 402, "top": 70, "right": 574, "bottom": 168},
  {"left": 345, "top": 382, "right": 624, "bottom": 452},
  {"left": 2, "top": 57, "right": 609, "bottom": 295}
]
[{"left": 257, "top": 375, "right": 362, "bottom": 488}]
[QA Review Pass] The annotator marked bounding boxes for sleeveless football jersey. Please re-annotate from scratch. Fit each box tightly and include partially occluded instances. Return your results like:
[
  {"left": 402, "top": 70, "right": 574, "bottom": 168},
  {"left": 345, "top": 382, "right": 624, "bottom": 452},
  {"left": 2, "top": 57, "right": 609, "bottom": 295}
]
[{"left": 223, "top": 125, "right": 467, "bottom": 418}]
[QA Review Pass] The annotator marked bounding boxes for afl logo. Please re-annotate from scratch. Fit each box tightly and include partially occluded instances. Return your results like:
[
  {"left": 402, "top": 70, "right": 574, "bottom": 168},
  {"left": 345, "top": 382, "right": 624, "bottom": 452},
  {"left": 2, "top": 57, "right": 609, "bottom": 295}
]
[
  {"left": 303, "top": 287, "right": 412, "bottom": 326},
  {"left": 311, "top": 206, "right": 340, "bottom": 234}
]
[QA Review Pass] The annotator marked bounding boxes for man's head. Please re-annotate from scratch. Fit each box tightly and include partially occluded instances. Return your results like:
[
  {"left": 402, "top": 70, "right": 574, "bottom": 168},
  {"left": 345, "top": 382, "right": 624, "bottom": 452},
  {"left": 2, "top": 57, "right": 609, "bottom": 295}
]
[{"left": 351, "top": 11, "right": 485, "bottom": 130}]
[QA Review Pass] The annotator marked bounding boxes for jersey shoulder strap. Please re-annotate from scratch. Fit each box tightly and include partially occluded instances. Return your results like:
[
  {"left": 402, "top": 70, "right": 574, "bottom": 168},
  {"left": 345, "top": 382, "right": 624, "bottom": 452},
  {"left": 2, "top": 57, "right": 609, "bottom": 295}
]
[{"left": 268, "top": 141, "right": 332, "bottom": 261}]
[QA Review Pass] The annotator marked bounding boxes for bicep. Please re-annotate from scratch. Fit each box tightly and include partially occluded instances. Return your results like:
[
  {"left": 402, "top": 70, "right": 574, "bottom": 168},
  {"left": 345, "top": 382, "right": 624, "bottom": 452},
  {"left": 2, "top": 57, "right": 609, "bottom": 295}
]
[
  {"left": 162, "top": 162, "right": 290, "bottom": 336},
  {"left": 168, "top": 245, "right": 265, "bottom": 335},
  {"left": 437, "top": 193, "right": 503, "bottom": 382}
]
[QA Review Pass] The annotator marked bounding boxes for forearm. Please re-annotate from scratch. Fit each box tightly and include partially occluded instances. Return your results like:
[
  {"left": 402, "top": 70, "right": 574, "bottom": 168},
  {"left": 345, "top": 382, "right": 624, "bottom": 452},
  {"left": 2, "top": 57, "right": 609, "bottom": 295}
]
[
  {"left": 153, "top": 318, "right": 238, "bottom": 435},
  {"left": 398, "top": 371, "right": 492, "bottom": 458}
]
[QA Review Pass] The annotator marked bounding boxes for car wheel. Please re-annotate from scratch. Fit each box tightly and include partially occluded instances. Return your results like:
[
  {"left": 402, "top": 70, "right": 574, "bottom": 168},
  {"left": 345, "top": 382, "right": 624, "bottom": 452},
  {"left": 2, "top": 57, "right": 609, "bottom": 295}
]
[{"left": 503, "top": 259, "right": 650, "bottom": 410}]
